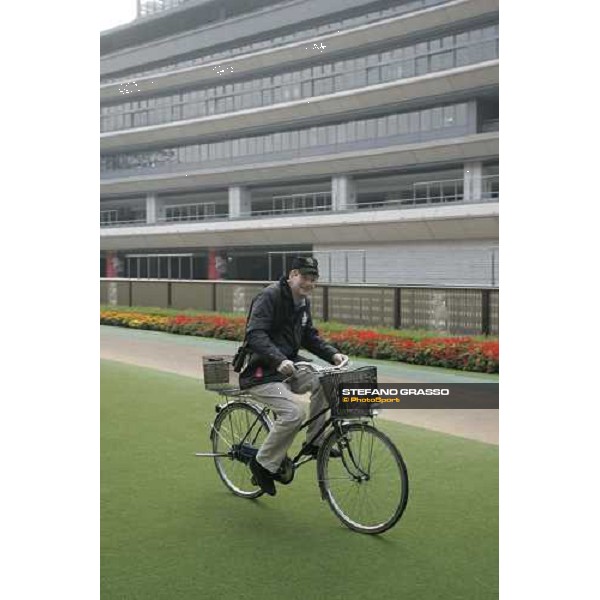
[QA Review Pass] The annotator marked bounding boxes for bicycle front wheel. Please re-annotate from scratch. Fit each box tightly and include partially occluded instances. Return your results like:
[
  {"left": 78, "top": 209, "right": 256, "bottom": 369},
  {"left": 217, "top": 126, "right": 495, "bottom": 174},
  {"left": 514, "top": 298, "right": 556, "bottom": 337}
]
[
  {"left": 317, "top": 423, "right": 409, "bottom": 534},
  {"left": 211, "top": 401, "right": 272, "bottom": 498}
]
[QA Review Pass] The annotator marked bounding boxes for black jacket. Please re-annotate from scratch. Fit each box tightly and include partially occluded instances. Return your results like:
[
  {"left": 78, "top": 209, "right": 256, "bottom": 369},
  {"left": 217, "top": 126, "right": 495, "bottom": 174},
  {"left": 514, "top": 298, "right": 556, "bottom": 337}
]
[{"left": 239, "top": 277, "right": 338, "bottom": 389}]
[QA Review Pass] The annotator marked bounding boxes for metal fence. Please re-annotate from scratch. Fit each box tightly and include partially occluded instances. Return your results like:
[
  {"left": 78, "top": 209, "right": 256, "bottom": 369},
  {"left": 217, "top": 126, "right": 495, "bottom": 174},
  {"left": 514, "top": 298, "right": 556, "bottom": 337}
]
[{"left": 101, "top": 278, "right": 498, "bottom": 335}]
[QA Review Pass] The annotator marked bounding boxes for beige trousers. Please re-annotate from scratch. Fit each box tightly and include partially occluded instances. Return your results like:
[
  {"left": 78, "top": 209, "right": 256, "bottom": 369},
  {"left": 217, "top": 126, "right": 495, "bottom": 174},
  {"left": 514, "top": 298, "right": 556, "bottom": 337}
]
[{"left": 249, "top": 375, "right": 329, "bottom": 473}]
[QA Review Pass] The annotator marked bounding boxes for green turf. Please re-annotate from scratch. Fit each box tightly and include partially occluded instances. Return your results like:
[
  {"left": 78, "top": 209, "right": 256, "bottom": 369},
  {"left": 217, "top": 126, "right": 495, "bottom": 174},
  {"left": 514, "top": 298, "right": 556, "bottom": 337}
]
[{"left": 101, "top": 360, "right": 498, "bottom": 600}]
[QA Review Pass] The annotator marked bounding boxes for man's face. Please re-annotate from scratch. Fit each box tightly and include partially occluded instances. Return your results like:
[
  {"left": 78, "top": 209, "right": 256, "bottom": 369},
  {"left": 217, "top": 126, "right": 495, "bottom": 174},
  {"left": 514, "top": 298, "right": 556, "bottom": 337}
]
[{"left": 288, "top": 270, "right": 318, "bottom": 297}]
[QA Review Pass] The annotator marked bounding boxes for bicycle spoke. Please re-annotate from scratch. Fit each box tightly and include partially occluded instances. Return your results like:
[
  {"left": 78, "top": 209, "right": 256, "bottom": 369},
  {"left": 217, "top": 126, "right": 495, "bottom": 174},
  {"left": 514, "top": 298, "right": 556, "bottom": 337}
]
[
  {"left": 320, "top": 424, "right": 408, "bottom": 533},
  {"left": 213, "top": 404, "right": 270, "bottom": 498},
  {"left": 213, "top": 424, "right": 234, "bottom": 448}
]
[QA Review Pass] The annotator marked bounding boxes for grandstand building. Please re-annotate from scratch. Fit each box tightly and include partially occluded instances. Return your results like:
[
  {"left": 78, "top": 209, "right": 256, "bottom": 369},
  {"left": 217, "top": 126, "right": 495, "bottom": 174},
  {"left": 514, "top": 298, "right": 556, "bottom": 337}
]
[{"left": 100, "top": 0, "right": 499, "bottom": 286}]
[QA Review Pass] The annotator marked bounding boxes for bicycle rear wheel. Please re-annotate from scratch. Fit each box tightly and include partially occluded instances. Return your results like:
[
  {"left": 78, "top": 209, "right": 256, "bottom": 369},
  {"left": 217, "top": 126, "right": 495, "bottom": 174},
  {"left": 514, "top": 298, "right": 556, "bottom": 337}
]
[
  {"left": 317, "top": 423, "right": 409, "bottom": 534},
  {"left": 211, "top": 401, "right": 272, "bottom": 498}
]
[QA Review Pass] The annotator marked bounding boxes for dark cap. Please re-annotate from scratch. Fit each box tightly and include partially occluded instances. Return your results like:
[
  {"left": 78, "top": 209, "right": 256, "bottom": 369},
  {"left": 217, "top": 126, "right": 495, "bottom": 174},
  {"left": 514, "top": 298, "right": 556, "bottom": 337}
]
[{"left": 290, "top": 256, "right": 319, "bottom": 276}]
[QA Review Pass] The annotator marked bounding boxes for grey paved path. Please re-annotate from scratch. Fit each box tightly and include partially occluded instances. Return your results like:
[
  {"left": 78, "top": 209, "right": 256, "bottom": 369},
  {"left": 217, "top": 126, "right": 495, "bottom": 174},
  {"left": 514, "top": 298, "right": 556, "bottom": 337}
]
[{"left": 101, "top": 325, "right": 498, "bottom": 445}]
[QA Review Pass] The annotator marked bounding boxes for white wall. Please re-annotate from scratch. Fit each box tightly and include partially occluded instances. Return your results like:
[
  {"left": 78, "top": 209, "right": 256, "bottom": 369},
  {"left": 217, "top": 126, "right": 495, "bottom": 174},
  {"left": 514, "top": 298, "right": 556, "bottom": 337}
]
[{"left": 313, "top": 239, "right": 499, "bottom": 286}]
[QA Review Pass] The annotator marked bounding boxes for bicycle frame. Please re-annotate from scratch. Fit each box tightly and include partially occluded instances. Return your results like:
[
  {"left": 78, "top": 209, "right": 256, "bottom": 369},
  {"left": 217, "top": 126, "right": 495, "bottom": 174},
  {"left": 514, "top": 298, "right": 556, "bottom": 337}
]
[{"left": 199, "top": 359, "right": 374, "bottom": 474}]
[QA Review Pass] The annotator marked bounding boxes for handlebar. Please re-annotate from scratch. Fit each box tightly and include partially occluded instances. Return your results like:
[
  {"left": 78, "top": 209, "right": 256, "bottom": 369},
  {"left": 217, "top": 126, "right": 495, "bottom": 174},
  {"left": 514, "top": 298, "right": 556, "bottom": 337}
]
[
  {"left": 293, "top": 357, "right": 350, "bottom": 372},
  {"left": 280, "top": 359, "right": 351, "bottom": 384}
]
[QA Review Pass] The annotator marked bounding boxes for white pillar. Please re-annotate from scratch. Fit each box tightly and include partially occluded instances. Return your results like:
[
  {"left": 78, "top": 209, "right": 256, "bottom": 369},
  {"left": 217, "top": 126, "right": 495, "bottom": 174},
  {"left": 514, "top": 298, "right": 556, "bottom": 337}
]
[
  {"left": 228, "top": 186, "right": 251, "bottom": 218},
  {"left": 463, "top": 161, "right": 483, "bottom": 203},
  {"left": 146, "top": 193, "right": 157, "bottom": 224},
  {"left": 331, "top": 175, "right": 356, "bottom": 211}
]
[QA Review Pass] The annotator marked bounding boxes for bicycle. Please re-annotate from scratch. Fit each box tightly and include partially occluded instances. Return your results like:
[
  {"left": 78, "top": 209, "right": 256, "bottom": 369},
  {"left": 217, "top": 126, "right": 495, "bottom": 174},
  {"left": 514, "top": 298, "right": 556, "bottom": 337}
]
[{"left": 196, "top": 355, "right": 409, "bottom": 534}]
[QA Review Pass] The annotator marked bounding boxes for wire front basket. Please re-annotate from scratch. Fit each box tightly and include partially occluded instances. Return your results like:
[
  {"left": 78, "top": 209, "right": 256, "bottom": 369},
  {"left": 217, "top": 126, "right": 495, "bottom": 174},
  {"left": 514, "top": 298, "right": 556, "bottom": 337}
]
[
  {"left": 202, "top": 355, "right": 238, "bottom": 392},
  {"left": 319, "top": 366, "right": 379, "bottom": 418}
]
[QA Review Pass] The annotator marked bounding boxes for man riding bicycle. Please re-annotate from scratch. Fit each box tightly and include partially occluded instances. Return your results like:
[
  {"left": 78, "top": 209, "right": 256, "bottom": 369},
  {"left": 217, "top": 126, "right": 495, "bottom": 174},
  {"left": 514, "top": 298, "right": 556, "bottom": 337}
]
[{"left": 239, "top": 256, "right": 348, "bottom": 496}]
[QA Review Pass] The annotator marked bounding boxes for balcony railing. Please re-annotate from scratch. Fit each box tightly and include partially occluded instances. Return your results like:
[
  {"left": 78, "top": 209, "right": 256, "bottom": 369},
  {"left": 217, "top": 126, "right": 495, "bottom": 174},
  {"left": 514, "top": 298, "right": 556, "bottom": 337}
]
[
  {"left": 251, "top": 191, "right": 332, "bottom": 217},
  {"left": 357, "top": 176, "right": 498, "bottom": 210},
  {"left": 158, "top": 212, "right": 229, "bottom": 223},
  {"left": 100, "top": 218, "right": 147, "bottom": 228},
  {"left": 99, "top": 177, "right": 498, "bottom": 227}
]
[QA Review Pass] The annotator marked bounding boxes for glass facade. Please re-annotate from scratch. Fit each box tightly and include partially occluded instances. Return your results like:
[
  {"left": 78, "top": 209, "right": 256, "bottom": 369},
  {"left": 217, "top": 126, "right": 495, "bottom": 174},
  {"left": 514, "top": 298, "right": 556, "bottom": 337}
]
[
  {"left": 101, "top": 25, "right": 497, "bottom": 132},
  {"left": 101, "top": 102, "right": 470, "bottom": 177},
  {"left": 99, "top": 206, "right": 146, "bottom": 226},
  {"left": 138, "top": 0, "right": 281, "bottom": 21},
  {"left": 138, "top": 1, "right": 196, "bottom": 18},
  {"left": 102, "top": 0, "right": 449, "bottom": 83}
]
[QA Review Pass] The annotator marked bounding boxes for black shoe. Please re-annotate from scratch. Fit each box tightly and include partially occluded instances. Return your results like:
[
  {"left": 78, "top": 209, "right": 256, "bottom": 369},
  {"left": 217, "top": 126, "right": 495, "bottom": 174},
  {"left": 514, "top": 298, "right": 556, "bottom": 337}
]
[
  {"left": 273, "top": 456, "right": 295, "bottom": 485},
  {"left": 303, "top": 443, "right": 342, "bottom": 459},
  {"left": 249, "top": 457, "right": 277, "bottom": 496}
]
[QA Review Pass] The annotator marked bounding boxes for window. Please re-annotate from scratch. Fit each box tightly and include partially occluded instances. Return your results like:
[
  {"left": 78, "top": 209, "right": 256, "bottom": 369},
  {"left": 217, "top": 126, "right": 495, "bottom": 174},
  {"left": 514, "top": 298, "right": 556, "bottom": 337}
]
[
  {"left": 443, "top": 105, "right": 456, "bottom": 127},
  {"left": 242, "top": 92, "right": 253, "bottom": 108},
  {"left": 315, "top": 77, "right": 333, "bottom": 96},
  {"left": 281, "top": 85, "right": 293, "bottom": 102},
  {"left": 456, "top": 32, "right": 469, "bottom": 46},
  {"left": 326, "top": 125, "right": 336, "bottom": 145},
  {"left": 255, "top": 137, "right": 264, "bottom": 155},
  {"left": 431, "top": 50, "right": 454, "bottom": 71},
  {"left": 415, "top": 41, "right": 428, "bottom": 56},
  {"left": 416, "top": 56, "right": 428, "bottom": 76},
  {"left": 456, "top": 103, "right": 468, "bottom": 126},
  {"left": 344, "top": 121, "right": 355, "bottom": 142},
  {"left": 365, "top": 119, "right": 377, "bottom": 138},
  {"left": 216, "top": 97, "right": 227, "bottom": 113},
  {"left": 387, "top": 114, "right": 398, "bottom": 136},
  {"left": 429, "top": 38, "right": 442, "bottom": 52},
  {"left": 356, "top": 120, "right": 367, "bottom": 140},
  {"left": 262, "top": 88, "right": 273, "bottom": 105},
  {"left": 402, "top": 57, "right": 415, "bottom": 78},
  {"left": 398, "top": 113, "right": 409, "bottom": 134},
  {"left": 442, "top": 35, "right": 454, "bottom": 48},
  {"left": 469, "top": 29, "right": 483, "bottom": 42},
  {"left": 480, "top": 39, "right": 498, "bottom": 61},
  {"left": 456, "top": 46, "right": 470, "bottom": 67},
  {"left": 222, "top": 140, "right": 232, "bottom": 159},
  {"left": 367, "top": 66, "right": 380, "bottom": 85},
  {"left": 299, "top": 129, "right": 309, "bottom": 148},
  {"left": 264, "top": 135, "right": 273, "bottom": 154},
  {"left": 317, "top": 126, "right": 328, "bottom": 146},
  {"left": 409, "top": 112, "right": 420, "bottom": 133},
  {"left": 289, "top": 130, "right": 299, "bottom": 149}
]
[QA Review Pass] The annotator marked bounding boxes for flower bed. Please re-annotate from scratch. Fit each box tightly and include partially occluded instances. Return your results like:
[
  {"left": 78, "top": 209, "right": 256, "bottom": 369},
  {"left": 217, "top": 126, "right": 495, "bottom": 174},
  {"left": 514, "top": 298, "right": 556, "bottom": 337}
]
[{"left": 101, "top": 309, "right": 498, "bottom": 373}]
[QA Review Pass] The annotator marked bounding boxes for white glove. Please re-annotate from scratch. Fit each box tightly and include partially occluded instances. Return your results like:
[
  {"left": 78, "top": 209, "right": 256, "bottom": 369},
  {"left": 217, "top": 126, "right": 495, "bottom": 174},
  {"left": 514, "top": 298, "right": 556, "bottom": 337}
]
[
  {"left": 277, "top": 360, "right": 296, "bottom": 377},
  {"left": 332, "top": 353, "right": 349, "bottom": 366}
]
